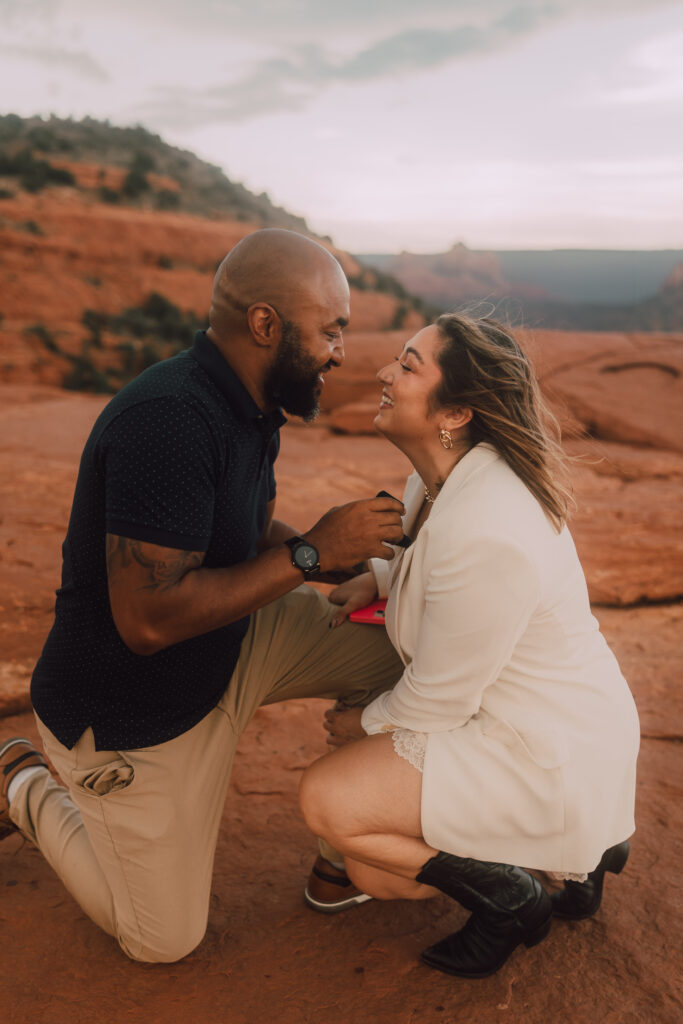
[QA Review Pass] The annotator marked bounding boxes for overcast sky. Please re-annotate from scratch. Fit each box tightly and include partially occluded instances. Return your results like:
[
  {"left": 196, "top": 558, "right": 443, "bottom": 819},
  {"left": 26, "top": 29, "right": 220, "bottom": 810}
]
[{"left": 2, "top": 0, "right": 682, "bottom": 252}]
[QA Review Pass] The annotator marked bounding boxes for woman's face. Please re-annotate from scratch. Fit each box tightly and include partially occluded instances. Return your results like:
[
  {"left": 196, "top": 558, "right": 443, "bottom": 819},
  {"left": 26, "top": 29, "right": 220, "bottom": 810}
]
[{"left": 374, "top": 325, "right": 448, "bottom": 446}]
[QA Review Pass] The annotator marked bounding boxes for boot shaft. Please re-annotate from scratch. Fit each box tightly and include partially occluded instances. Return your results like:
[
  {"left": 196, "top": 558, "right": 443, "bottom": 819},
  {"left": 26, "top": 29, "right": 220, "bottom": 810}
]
[{"left": 416, "top": 851, "right": 543, "bottom": 917}]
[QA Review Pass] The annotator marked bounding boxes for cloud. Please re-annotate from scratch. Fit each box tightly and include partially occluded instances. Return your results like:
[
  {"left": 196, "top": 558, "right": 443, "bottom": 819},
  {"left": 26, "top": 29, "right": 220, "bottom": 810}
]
[
  {"left": 0, "top": 42, "right": 110, "bottom": 82},
  {"left": 3, "top": 0, "right": 678, "bottom": 128},
  {"left": 0, "top": 42, "right": 109, "bottom": 82},
  {"left": 599, "top": 30, "right": 683, "bottom": 105},
  {"left": 100, "top": 0, "right": 679, "bottom": 37},
  {"left": 137, "top": 5, "right": 558, "bottom": 127},
  {"left": 133, "top": 0, "right": 680, "bottom": 128},
  {"left": 0, "top": 0, "right": 56, "bottom": 19}
]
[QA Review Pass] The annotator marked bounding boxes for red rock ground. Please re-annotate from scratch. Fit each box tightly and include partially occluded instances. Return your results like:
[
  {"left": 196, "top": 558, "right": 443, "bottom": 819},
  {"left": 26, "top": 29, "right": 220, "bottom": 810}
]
[
  {"left": 1, "top": 179, "right": 682, "bottom": 1021},
  {"left": 1, "top": 366, "right": 682, "bottom": 1022}
]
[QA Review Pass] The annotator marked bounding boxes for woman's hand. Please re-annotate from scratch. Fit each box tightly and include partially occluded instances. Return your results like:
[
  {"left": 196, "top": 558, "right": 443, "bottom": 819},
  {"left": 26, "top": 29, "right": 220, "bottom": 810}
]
[
  {"left": 323, "top": 706, "right": 366, "bottom": 748},
  {"left": 328, "top": 571, "right": 378, "bottom": 628}
]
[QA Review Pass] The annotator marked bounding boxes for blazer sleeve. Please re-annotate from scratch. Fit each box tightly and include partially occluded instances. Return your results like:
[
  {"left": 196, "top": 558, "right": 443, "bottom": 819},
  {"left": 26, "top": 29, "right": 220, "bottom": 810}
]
[{"left": 361, "top": 534, "right": 540, "bottom": 734}]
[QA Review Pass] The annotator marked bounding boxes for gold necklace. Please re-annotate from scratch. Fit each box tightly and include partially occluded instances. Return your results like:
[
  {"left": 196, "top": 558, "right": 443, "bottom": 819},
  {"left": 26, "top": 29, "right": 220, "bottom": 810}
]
[{"left": 424, "top": 486, "right": 436, "bottom": 504}]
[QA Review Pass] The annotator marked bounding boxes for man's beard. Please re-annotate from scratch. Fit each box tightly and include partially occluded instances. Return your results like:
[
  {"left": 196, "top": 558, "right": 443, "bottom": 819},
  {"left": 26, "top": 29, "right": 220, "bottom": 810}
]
[{"left": 264, "top": 320, "right": 324, "bottom": 422}]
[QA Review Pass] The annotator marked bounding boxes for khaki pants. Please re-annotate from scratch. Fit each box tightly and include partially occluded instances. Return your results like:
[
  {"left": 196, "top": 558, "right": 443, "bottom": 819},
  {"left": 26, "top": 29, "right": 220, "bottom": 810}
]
[{"left": 11, "top": 586, "right": 402, "bottom": 962}]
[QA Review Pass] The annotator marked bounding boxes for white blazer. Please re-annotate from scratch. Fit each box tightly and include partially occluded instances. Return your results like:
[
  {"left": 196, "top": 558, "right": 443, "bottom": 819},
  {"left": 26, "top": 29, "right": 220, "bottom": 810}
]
[{"left": 362, "top": 443, "right": 639, "bottom": 874}]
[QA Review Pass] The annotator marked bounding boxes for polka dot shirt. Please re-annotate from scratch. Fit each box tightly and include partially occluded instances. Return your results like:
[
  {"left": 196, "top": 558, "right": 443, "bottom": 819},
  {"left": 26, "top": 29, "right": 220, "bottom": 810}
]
[{"left": 31, "top": 332, "right": 285, "bottom": 751}]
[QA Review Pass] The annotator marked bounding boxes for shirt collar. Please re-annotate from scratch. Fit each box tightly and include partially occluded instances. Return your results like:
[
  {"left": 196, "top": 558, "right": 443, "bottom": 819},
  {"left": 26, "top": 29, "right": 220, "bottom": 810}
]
[{"left": 189, "top": 331, "right": 286, "bottom": 430}]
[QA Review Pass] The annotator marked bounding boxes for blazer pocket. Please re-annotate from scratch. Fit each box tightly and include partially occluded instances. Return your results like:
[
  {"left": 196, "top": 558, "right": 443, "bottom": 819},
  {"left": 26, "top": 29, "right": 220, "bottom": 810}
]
[
  {"left": 482, "top": 718, "right": 569, "bottom": 769},
  {"left": 71, "top": 757, "right": 135, "bottom": 796}
]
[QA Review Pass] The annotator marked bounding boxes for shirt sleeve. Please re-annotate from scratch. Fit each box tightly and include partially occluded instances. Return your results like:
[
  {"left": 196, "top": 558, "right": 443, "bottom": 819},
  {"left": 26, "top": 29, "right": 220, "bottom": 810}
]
[
  {"left": 361, "top": 534, "right": 540, "bottom": 735},
  {"left": 369, "top": 556, "right": 394, "bottom": 599},
  {"left": 101, "top": 396, "right": 218, "bottom": 551}
]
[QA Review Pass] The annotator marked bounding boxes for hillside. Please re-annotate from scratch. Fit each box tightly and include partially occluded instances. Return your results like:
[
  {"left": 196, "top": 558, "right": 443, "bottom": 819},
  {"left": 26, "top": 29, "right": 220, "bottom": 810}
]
[
  {"left": 0, "top": 115, "right": 427, "bottom": 393},
  {"left": 361, "top": 244, "right": 683, "bottom": 331},
  {"left": 0, "top": 113, "right": 312, "bottom": 229}
]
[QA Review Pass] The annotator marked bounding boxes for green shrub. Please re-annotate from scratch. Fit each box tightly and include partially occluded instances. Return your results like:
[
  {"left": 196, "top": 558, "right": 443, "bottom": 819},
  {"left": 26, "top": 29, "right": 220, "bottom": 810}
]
[
  {"left": 24, "top": 324, "right": 60, "bottom": 352},
  {"left": 77, "top": 294, "right": 205, "bottom": 390},
  {"left": 155, "top": 188, "right": 180, "bottom": 210},
  {"left": 121, "top": 167, "right": 149, "bottom": 198},
  {"left": 0, "top": 148, "right": 76, "bottom": 192},
  {"left": 390, "top": 302, "right": 409, "bottom": 330},
  {"left": 0, "top": 114, "right": 23, "bottom": 142},
  {"left": 98, "top": 185, "right": 120, "bottom": 204},
  {"left": 26, "top": 125, "right": 73, "bottom": 153},
  {"left": 130, "top": 150, "right": 156, "bottom": 174},
  {"left": 63, "top": 356, "right": 115, "bottom": 393},
  {"left": 20, "top": 219, "right": 44, "bottom": 235},
  {"left": 111, "top": 292, "right": 204, "bottom": 345},
  {"left": 121, "top": 151, "right": 155, "bottom": 199}
]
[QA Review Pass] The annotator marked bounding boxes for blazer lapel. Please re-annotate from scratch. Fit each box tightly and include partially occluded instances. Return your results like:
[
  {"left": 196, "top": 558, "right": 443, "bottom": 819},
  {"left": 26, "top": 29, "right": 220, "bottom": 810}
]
[{"left": 402, "top": 472, "right": 426, "bottom": 538}]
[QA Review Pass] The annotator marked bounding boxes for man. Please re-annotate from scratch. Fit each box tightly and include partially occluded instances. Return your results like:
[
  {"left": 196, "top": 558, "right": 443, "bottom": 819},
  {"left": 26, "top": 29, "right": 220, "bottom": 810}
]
[{"left": 0, "top": 229, "right": 404, "bottom": 962}]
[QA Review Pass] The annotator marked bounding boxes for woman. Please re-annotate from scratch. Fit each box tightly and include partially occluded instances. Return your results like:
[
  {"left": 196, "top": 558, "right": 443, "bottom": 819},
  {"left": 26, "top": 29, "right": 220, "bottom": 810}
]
[{"left": 299, "top": 313, "right": 639, "bottom": 979}]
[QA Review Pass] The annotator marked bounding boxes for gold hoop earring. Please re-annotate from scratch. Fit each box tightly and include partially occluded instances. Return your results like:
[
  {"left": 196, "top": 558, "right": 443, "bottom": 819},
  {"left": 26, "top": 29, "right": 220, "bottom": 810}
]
[{"left": 439, "top": 429, "right": 453, "bottom": 450}]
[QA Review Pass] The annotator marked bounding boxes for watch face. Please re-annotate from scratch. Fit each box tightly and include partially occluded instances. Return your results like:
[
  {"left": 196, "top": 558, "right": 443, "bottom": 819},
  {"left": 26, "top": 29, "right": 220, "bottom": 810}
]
[{"left": 294, "top": 544, "right": 319, "bottom": 569}]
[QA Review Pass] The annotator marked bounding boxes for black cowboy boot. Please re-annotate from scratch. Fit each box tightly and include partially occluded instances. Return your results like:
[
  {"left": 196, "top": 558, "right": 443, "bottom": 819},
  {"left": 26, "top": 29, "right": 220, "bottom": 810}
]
[
  {"left": 551, "top": 841, "right": 630, "bottom": 920},
  {"left": 416, "top": 852, "right": 552, "bottom": 979}
]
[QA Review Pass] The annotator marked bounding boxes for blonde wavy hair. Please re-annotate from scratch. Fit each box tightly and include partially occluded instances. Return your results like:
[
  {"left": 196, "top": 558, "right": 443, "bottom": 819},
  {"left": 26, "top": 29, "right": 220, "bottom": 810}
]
[{"left": 433, "top": 313, "right": 573, "bottom": 531}]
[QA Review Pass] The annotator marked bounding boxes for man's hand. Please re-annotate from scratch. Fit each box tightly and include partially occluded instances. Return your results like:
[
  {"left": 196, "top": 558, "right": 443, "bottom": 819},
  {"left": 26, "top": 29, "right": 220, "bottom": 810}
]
[
  {"left": 305, "top": 496, "right": 404, "bottom": 573},
  {"left": 328, "top": 572, "right": 379, "bottom": 628},
  {"left": 323, "top": 705, "right": 366, "bottom": 748}
]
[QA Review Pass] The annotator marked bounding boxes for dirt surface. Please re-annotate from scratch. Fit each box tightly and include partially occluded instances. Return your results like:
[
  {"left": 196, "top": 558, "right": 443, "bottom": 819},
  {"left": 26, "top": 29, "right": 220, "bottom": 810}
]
[
  {"left": 1, "top": 378, "right": 682, "bottom": 1023},
  {"left": 2, "top": 705, "right": 680, "bottom": 1024}
]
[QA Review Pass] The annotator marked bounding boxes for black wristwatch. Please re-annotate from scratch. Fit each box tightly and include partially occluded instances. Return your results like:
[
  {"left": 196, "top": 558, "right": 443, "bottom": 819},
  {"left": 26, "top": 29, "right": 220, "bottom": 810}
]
[{"left": 285, "top": 536, "right": 321, "bottom": 579}]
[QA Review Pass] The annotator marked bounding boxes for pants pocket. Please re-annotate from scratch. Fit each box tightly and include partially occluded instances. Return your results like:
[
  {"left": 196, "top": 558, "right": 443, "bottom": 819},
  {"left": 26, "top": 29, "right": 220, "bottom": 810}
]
[{"left": 71, "top": 758, "right": 134, "bottom": 796}]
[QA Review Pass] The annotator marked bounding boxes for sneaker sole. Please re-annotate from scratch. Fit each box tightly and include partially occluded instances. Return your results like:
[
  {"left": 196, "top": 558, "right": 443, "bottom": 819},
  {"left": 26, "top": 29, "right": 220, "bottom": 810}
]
[
  {"left": 303, "top": 886, "right": 373, "bottom": 914},
  {"left": 0, "top": 736, "right": 33, "bottom": 759},
  {"left": 1, "top": 736, "right": 37, "bottom": 841}
]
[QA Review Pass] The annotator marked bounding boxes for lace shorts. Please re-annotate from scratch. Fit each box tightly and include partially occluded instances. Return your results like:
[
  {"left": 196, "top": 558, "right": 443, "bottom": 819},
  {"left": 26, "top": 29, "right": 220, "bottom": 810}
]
[
  {"left": 392, "top": 727, "right": 427, "bottom": 771},
  {"left": 390, "top": 727, "right": 587, "bottom": 882}
]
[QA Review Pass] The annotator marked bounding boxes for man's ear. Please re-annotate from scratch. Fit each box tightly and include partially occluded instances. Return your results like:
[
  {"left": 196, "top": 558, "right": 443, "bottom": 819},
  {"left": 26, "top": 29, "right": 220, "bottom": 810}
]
[{"left": 247, "top": 303, "right": 281, "bottom": 348}]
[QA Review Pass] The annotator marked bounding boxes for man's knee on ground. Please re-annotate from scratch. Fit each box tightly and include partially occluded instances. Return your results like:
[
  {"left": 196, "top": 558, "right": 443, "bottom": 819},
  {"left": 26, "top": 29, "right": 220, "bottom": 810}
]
[{"left": 119, "top": 920, "right": 207, "bottom": 964}]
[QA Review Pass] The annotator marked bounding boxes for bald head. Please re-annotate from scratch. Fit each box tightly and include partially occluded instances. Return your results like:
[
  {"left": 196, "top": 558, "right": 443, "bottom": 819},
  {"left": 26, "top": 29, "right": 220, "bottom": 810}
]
[{"left": 209, "top": 229, "right": 347, "bottom": 339}]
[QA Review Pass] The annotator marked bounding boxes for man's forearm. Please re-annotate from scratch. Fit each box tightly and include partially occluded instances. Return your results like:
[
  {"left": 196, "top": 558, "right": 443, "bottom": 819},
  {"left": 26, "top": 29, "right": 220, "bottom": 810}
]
[
  {"left": 109, "top": 495, "right": 405, "bottom": 655},
  {"left": 259, "top": 517, "right": 300, "bottom": 550},
  {"left": 129, "top": 543, "right": 306, "bottom": 655}
]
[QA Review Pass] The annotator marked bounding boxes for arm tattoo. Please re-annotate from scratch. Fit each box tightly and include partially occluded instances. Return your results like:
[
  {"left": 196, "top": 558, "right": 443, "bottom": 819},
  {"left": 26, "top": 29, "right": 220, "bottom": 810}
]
[{"left": 106, "top": 535, "right": 203, "bottom": 593}]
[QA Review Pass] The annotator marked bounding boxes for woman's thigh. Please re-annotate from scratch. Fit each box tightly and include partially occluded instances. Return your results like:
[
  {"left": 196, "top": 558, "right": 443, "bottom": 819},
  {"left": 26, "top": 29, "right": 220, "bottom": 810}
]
[{"left": 300, "top": 732, "right": 423, "bottom": 840}]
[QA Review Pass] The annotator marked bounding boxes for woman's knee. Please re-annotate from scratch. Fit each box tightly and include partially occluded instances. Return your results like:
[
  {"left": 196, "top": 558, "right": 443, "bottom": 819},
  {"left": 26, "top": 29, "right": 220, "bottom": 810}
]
[{"left": 299, "top": 758, "right": 347, "bottom": 840}]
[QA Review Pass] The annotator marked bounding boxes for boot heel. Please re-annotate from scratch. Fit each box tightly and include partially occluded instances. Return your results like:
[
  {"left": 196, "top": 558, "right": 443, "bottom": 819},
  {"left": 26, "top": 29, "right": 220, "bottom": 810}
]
[
  {"left": 604, "top": 840, "right": 630, "bottom": 876},
  {"left": 524, "top": 915, "right": 552, "bottom": 948}
]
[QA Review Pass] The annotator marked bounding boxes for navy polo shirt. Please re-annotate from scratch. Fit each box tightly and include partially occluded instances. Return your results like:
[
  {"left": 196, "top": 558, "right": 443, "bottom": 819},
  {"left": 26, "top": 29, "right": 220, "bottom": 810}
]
[{"left": 31, "top": 332, "right": 286, "bottom": 750}]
